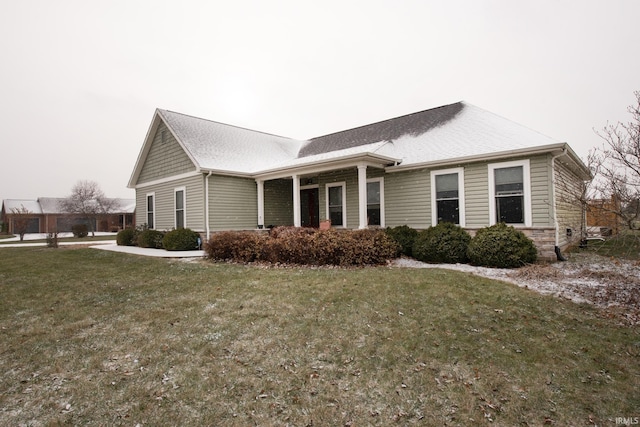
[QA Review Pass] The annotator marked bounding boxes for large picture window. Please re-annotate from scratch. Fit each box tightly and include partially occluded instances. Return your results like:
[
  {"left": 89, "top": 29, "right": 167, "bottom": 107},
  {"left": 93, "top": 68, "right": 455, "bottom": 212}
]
[
  {"left": 175, "top": 187, "right": 185, "bottom": 229},
  {"left": 326, "top": 182, "right": 346, "bottom": 227},
  {"left": 431, "top": 168, "right": 465, "bottom": 226},
  {"left": 366, "top": 178, "right": 384, "bottom": 226},
  {"left": 146, "top": 193, "right": 155, "bottom": 229},
  {"left": 488, "top": 160, "right": 531, "bottom": 226}
]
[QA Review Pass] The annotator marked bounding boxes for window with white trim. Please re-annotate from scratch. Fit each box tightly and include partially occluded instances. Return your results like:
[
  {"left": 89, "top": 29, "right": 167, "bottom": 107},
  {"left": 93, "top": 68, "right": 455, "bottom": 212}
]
[
  {"left": 326, "top": 182, "right": 346, "bottom": 227},
  {"left": 488, "top": 160, "right": 531, "bottom": 226},
  {"left": 366, "top": 178, "right": 384, "bottom": 226},
  {"left": 431, "top": 168, "right": 465, "bottom": 226},
  {"left": 175, "top": 187, "right": 186, "bottom": 229},
  {"left": 146, "top": 193, "right": 155, "bottom": 229}
]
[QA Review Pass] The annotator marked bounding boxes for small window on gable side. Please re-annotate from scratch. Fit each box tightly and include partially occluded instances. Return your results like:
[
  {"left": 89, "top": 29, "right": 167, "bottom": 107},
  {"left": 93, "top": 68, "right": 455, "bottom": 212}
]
[
  {"left": 175, "top": 187, "right": 186, "bottom": 229},
  {"left": 146, "top": 193, "right": 155, "bottom": 229}
]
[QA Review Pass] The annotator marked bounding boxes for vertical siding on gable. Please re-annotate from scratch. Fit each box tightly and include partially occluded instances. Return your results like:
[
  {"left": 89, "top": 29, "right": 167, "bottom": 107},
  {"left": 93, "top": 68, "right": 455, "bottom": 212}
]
[
  {"left": 208, "top": 175, "right": 258, "bottom": 230},
  {"left": 138, "top": 122, "right": 196, "bottom": 184},
  {"left": 384, "top": 168, "right": 431, "bottom": 229},
  {"left": 135, "top": 174, "right": 205, "bottom": 231},
  {"left": 264, "top": 179, "right": 293, "bottom": 226}
]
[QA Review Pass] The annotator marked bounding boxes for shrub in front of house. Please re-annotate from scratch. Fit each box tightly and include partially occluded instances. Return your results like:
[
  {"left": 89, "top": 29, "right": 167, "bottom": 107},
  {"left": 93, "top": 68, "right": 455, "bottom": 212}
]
[
  {"left": 336, "top": 229, "right": 401, "bottom": 266},
  {"left": 412, "top": 222, "right": 471, "bottom": 264},
  {"left": 385, "top": 225, "right": 418, "bottom": 257},
  {"left": 205, "top": 231, "right": 267, "bottom": 262},
  {"left": 467, "top": 223, "right": 538, "bottom": 268},
  {"left": 116, "top": 228, "right": 136, "bottom": 246},
  {"left": 163, "top": 228, "right": 200, "bottom": 251},
  {"left": 71, "top": 224, "right": 89, "bottom": 238},
  {"left": 204, "top": 227, "right": 399, "bottom": 266},
  {"left": 137, "top": 229, "right": 165, "bottom": 249},
  {"left": 261, "top": 227, "right": 315, "bottom": 264}
]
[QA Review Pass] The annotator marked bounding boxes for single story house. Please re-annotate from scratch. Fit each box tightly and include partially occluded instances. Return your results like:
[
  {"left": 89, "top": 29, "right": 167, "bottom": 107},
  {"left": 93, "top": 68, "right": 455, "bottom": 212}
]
[
  {"left": 1, "top": 198, "right": 136, "bottom": 234},
  {"left": 127, "top": 101, "right": 591, "bottom": 260}
]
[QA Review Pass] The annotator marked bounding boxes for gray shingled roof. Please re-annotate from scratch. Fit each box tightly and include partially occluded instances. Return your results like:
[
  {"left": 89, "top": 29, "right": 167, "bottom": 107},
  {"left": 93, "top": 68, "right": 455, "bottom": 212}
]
[
  {"left": 298, "top": 102, "right": 464, "bottom": 157},
  {"left": 2, "top": 198, "right": 135, "bottom": 215},
  {"left": 130, "top": 101, "right": 588, "bottom": 184}
]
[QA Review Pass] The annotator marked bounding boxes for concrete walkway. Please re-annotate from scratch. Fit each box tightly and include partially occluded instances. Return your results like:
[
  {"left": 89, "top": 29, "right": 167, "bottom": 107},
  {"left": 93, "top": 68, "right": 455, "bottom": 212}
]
[
  {"left": 91, "top": 244, "right": 205, "bottom": 258},
  {"left": 0, "top": 233, "right": 204, "bottom": 258}
]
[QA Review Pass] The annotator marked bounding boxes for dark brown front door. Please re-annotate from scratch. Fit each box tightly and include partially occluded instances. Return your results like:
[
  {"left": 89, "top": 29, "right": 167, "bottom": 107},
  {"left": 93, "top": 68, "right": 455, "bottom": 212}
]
[{"left": 300, "top": 188, "right": 319, "bottom": 228}]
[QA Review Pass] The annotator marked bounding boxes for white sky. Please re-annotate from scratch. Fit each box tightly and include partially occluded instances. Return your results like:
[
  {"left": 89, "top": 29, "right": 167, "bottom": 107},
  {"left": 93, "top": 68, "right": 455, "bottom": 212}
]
[{"left": 1, "top": 0, "right": 638, "bottom": 200}]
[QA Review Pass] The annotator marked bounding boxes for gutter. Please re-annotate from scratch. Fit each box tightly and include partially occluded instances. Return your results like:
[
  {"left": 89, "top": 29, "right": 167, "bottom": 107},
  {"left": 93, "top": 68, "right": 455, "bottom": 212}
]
[{"left": 384, "top": 143, "right": 576, "bottom": 173}]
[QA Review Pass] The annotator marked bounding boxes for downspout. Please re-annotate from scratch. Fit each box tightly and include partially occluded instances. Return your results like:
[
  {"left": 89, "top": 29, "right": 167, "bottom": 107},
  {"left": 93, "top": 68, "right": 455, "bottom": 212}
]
[
  {"left": 551, "top": 148, "right": 568, "bottom": 261},
  {"left": 205, "top": 171, "right": 213, "bottom": 241}
]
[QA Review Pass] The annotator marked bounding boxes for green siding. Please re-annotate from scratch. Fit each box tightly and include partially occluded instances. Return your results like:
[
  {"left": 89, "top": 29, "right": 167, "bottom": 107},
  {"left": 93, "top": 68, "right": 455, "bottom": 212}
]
[
  {"left": 554, "top": 159, "right": 584, "bottom": 248},
  {"left": 135, "top": 174, "right": 205, "bottom": 231},
  {"left": 530, "top": 155, "right": 553, "bottom": 226},
  {"left": 318, "top": 169, "right": 359, "bottom": 227},
  {"left": 264, "top": 179, "right": 293, "bottom": 226},
  {"left": 384, "top": 168, "right": 431, "bottom": 229},
  {"left": 208, "top": 175, "right": 258, "bottom": 231},
  {"left": 138, "top": 123, "right": 196, "bottom": 184},
  {"left": 463, "top": 163, "right": 489, "bottom": 227}
]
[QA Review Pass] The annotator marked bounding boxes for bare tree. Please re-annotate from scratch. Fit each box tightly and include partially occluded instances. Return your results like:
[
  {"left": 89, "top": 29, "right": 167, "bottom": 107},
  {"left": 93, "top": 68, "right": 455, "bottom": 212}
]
[
  {"left": 591, "top": 91, "right": 640, "bottom": 230},
  {"left": 59, "top": 180, "right": 116, "bottom": 237},
  {"left": 10, "top": 205, "right": 33, "bottom": 241}
]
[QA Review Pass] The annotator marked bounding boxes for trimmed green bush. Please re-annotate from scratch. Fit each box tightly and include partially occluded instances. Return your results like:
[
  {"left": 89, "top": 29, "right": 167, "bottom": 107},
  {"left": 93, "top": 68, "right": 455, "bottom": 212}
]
[
  {"left": 116, "top": 228, "right": 136, "bottom": 246},
  {"left": 467, "top": 223, "right": 538, "bottom": 268},
  {"left": 412, "top": 222, "right": 471, "bottom": 264},
  {"left": 385, "top": 225, "right": 418, "bottom": 257},
  {"left": 163, "top": 228, "right": 200, "bottom": 251},
  {"left": 137, "top": 229, "right": 165, "bottom": 249},
  {"left": 71, "top": 224, "right": 89, "bottom": 238}
]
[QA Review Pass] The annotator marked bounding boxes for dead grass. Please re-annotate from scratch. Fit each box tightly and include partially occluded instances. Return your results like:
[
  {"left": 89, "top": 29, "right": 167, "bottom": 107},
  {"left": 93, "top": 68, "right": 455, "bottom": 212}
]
[{"left": 0, "top": 247, "right": 639, "bottom": 426}]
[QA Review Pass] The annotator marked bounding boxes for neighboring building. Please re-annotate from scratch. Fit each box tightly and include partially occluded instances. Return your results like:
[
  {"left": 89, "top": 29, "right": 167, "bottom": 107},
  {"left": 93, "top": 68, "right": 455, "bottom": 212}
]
[
  {"left": 1, "top": 198, "right": 135, "bottom": 234},
  {"left": 586, "top": 196, "right": 621, "bottom": 235},
  {"left": 127, "top": 101, "right": 591, "bottom": 260}
]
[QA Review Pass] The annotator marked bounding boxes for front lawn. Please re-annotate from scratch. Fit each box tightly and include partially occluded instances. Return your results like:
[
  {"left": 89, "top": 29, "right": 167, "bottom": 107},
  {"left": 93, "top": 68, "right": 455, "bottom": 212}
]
[{"left": 0, "top": 247, "right": 638, "bottom": 425}]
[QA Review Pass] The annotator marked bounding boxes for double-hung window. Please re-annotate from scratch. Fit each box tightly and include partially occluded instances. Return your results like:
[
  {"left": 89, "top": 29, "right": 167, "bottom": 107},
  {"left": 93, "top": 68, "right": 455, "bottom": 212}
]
[
  {"left": 175, "top": 187, "right": 186, "bottom": 229},
  {"left": 488, "top": 160, "right": 531, "bottom": 226},
  {"left": 366, "top": 178, "right": 384, "bottom": 226},
  {"left": 146, "top": 193, "right": 155, "bottom": 229},
  {"left": 431, "top": 168, "right": 465, "bottom": 226},
  {"left": 326, "top": 182, "right": 346, "bottom": 227}
]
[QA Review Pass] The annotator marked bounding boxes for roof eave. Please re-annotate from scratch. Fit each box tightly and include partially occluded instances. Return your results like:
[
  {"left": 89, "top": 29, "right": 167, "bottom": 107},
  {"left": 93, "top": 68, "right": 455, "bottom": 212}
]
[
  {"left": 385, "top": 143, "right": 590, "bottom": 177},
  {"left": 253, "top": 152, "right": 401, "bottom": 181}
]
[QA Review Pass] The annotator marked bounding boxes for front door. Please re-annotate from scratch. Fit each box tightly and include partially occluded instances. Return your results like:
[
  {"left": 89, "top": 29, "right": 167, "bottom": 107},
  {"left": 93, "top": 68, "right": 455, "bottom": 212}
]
[{"left": 300, "top": 188, "right": 319, "bottom": 228}]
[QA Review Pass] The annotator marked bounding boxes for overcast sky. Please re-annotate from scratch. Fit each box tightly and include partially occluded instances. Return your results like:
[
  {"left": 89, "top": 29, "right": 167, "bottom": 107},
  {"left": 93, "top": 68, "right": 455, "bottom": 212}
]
[{"left": 1, "top": 0, "right": 638, "bottom": 201}]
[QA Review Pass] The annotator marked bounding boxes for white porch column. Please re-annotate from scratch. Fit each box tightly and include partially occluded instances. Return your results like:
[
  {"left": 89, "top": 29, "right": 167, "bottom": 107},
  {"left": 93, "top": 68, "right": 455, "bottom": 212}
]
[
  {"left": 292, "top": 174, "right": 301, "bottom": 227},
  {"left": 357, "top": 164, "right": 368, "bottom": 229},
  {"left": 256, "top": 179, "right": 265, "bottom": 229}
]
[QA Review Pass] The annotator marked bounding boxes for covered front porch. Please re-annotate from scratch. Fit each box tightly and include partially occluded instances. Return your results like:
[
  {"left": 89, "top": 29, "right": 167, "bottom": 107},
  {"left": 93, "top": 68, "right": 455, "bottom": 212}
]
[{"left": 255, "top": 153, "right": 397, "bottom": 230}]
